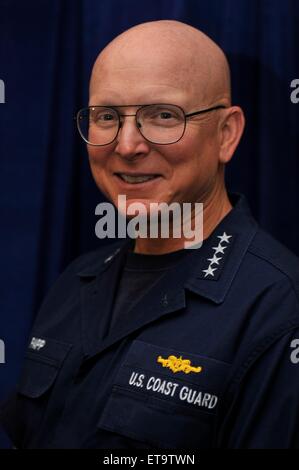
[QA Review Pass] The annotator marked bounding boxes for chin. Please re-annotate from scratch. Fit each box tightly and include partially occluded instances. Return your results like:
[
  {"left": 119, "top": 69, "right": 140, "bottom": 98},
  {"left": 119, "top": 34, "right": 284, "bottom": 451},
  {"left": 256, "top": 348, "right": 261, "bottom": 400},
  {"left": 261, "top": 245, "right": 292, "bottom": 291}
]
[{"left": 116, "top": 197, "right": 151, "bottom": 218}]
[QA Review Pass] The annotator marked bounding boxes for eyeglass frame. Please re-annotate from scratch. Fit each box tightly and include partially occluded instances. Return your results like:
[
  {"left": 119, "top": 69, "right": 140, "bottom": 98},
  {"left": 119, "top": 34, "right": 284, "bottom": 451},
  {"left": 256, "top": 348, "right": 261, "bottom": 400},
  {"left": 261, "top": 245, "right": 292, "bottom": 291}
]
[{"left": 76, "top": 103, "right": 227, "bottom": 146}]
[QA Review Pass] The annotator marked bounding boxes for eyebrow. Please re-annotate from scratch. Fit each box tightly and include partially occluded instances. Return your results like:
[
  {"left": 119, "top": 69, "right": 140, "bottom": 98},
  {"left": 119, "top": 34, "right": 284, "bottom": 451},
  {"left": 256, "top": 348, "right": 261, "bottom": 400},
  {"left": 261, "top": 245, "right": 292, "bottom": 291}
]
[{"left": 88, "top": 102, "right": 181, "bottom": 109}]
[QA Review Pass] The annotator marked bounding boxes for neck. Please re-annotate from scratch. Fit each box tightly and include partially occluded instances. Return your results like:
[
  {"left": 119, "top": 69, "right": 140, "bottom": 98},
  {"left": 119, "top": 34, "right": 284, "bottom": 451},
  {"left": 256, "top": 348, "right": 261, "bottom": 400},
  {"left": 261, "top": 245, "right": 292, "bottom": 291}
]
[{"left": 133, "top": 186, "right": 233, "bottom": 255}]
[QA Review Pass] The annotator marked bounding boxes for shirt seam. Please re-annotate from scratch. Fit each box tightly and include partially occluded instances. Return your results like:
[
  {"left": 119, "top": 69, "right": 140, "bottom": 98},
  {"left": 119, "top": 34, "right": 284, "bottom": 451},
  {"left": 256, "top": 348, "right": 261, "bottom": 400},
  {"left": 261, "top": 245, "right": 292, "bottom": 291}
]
[
  {"left": 222, "top": 320, "right": 299, "bottom": 399},
  {"left": 247, "top": 246, "right": 299, "bottom": 307}
]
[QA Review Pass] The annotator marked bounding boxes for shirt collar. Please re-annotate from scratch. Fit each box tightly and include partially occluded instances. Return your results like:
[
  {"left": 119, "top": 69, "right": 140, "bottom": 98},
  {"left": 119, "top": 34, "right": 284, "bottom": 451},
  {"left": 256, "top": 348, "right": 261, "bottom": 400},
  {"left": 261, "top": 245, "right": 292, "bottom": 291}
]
[
  {"left": 185, "top": 193, "right": 258, "bottom": 303},
  {"left": 77, "top": 193, "right": 258, "bottom": 304}
]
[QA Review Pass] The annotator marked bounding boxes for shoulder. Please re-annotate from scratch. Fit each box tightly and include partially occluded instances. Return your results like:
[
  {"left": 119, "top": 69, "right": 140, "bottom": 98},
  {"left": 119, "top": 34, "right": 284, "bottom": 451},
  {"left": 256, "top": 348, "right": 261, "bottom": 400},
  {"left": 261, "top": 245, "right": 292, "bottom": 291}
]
[
  {"left": 247, "top": 227, "right": 299, "bottom": 298},
  {"left": 227, "top": 226, "right": 299, "bottom": 363}
]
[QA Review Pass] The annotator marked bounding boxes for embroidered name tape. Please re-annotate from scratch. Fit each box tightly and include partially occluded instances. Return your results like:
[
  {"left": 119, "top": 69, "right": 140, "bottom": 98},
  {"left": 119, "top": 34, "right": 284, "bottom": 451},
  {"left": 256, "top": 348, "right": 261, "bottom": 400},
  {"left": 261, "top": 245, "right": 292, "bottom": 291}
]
[
  {"left": 29, "top": 337, "right": 46, "bottom": 351},
  {"left": 128, "top": 370, "right": 218, "bottom": 410}
]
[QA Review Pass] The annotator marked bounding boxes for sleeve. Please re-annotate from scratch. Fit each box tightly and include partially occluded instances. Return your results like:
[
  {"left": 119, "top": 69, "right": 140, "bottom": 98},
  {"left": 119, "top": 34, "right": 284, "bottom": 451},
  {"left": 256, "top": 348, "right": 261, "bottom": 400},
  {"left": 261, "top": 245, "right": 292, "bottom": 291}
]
[
  {"left": 0, "top": 251, "right": 92, "bottom": 449},
  {"left": 0, "top": 420, "right": 14, "bottom": 449},
  {"left": 217, "top": 327, "right": 299, "bottom": 448},
  {"left": 0, "top": 392, "right": 23, "bottom": 448}
]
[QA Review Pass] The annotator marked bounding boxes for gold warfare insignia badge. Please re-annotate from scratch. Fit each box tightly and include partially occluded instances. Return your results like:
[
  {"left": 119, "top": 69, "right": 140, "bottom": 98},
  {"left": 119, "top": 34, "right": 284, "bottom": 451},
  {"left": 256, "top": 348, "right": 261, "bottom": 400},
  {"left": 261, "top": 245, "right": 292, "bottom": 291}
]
[{"left": 157, "top": 355, "right": 203, "bottom": 374}]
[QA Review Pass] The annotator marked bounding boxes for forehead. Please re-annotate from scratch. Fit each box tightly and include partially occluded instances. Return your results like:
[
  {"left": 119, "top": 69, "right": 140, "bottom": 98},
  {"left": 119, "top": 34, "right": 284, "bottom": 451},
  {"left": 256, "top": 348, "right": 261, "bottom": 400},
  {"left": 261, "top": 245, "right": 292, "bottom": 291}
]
[{"left": 89, "top": 45, "right": 201, "bottom": 108}]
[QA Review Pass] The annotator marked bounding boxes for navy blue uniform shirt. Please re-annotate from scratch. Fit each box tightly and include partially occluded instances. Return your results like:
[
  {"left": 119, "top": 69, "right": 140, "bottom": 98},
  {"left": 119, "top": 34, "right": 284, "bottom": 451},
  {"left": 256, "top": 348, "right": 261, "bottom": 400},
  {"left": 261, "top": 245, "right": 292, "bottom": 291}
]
[{"left": 1, "top": 193, "right": 299, "bottom": 448}]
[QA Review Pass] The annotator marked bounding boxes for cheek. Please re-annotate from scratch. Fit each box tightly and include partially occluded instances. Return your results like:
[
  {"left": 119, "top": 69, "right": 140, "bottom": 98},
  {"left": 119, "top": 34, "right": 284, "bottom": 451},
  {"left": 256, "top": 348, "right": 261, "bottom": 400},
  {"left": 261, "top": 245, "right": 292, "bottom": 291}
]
[
  {"left": 87, "top": 148, "right": 114, "bottom": 195},
  {"left": 164, "top": 137, "right": 219, "bottom": 198},
  {"left": 88, "top": 145, "right": 107, "bottom": 163},
  {"left": 88, "top": 147, "right": 111, "bottom": 175}
]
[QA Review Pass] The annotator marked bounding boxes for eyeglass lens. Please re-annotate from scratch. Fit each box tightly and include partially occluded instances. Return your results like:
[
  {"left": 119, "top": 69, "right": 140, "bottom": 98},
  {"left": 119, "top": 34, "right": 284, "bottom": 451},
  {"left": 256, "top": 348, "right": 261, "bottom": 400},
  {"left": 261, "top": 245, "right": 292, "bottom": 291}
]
[{"left": 77, "top": 104, "right": 186, "bottom": 145}]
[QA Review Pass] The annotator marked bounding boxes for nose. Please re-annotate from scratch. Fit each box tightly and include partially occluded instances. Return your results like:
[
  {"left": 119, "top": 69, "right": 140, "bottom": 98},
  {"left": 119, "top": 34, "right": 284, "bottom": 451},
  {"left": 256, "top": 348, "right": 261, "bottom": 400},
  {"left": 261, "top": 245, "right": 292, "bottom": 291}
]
[{"left": 114, "top": 115, "right": 150, "bottom": 159}]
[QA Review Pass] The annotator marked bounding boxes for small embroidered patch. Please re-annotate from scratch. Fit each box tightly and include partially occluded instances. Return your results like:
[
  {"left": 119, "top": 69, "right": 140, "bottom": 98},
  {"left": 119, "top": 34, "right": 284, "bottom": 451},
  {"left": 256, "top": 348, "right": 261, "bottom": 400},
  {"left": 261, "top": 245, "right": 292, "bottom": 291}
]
[
  {"left": 201, "top": 231, "right": 233, "bottom": 279},
  {"left": 157, "top": 355, "right": 203, "bottom": 374},
  {"left": 29, "top": 337, "right": 46, "bottom": 351}
]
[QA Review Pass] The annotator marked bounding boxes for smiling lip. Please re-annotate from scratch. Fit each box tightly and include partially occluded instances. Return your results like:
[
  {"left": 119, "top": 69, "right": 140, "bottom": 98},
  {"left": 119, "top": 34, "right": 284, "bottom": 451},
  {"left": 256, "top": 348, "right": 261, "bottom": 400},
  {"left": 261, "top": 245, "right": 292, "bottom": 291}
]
[{"left": 114, "top": 172, "right": 162, "bottom": 185}]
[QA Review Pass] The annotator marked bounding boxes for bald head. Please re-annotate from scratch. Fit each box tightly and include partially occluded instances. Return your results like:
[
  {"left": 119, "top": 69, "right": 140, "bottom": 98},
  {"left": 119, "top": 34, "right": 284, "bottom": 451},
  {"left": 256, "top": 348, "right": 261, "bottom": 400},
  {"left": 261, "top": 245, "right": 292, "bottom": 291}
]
[{"left": 90, "top": 20, "right": 231, "bottom": 108}]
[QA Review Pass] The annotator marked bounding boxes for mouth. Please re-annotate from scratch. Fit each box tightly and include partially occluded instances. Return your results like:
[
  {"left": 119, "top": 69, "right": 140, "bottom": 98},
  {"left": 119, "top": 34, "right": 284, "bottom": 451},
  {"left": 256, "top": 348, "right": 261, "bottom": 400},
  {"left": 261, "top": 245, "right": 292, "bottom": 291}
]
[{"left": 114, "top": 173, "right": 162, "bottom": 185}]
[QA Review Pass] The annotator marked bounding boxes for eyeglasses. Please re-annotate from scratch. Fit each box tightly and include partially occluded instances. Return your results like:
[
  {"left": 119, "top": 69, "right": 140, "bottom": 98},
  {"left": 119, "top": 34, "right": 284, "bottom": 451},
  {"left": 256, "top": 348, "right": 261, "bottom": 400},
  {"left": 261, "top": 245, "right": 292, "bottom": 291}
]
[{"left": 76, "top": 103, "right": 226, "bottom": 146}]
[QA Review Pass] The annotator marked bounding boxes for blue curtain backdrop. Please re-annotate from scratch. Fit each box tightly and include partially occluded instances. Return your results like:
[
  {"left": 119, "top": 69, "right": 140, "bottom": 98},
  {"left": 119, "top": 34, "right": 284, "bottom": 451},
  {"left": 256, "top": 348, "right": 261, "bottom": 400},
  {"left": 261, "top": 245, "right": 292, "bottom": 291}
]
[{"left": 0, "top": 0, "right": 298, "bottom": 447}]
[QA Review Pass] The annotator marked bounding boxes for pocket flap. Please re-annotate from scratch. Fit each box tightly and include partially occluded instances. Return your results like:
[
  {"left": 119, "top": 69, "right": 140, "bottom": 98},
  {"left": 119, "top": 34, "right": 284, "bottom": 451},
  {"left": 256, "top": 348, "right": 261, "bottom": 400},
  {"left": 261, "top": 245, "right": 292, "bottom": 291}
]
[{"left": 18, "top": 336, "right": 72, "bottom": 398}]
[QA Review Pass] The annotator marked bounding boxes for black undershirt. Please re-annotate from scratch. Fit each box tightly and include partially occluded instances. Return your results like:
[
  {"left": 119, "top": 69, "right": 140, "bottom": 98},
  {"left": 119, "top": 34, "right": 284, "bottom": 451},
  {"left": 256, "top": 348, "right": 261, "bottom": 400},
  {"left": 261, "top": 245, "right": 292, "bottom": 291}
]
[{"left": 108, "top": 243, "right": 192, "bottom": 334}]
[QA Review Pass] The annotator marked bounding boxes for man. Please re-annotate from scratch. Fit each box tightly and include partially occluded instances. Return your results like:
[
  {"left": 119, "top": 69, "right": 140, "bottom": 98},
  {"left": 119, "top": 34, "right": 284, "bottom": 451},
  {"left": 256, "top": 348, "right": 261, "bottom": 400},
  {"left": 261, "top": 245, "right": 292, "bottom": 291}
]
[{"left": 1, "top": 20, "right": 299, "bottom": 449}]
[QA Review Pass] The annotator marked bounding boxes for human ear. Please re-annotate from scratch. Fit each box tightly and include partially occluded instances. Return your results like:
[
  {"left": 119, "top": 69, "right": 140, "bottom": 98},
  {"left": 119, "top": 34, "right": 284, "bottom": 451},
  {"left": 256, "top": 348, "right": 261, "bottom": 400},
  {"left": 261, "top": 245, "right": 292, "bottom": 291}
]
[{"left": 218, "top": 106, "right": 245, "bottom": 164}]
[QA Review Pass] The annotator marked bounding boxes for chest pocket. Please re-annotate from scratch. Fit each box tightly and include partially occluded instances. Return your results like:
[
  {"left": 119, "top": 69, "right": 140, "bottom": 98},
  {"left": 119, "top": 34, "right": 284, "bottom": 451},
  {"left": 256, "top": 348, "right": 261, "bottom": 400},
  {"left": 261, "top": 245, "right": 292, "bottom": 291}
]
[
  {"left": 98, "top": 340, "right": 231, "bottom": 448},
  {"left": 19, "top": 336, "right": 72, "bottom": 397},
  {"left": 14, "top": 336, "right": 72, "bottom": 448}
]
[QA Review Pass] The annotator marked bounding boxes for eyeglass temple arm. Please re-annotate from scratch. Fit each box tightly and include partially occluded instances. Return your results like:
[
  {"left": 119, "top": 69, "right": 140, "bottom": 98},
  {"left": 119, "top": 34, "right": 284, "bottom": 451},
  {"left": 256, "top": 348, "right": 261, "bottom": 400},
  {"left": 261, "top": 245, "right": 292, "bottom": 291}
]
[{"left": 185, "top": 105, "right": 227, "bottom": 118}]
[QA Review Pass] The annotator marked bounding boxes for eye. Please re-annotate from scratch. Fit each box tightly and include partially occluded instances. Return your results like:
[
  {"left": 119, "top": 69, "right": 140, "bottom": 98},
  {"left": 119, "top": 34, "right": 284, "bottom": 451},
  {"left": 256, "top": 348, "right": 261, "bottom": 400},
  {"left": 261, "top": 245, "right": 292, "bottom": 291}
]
[
  {"left": 153, "top": 109, "right": 177, "bottom": 120},
  {"left": 96, "top": 112, "right": 115, "bottom": 121},
  {"left": 144, "top": 106, "right": 182, "bottom": 127},
  {"left": 159, "top": 111, "right": 173, "bottom": 119},
  {"left": 90, "top": 109, "right": 118, "bottom": 126},
  {"left": 146, "top": 109, "right": 180, "bottom": 121}
]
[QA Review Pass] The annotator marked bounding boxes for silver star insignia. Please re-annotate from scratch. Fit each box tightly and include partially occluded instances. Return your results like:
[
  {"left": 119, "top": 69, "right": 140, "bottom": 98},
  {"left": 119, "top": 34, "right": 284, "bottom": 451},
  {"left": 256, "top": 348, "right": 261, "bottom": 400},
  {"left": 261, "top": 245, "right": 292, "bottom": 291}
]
[
  {"left": 217, "top": 232, "right": 232, "bottom": 244},
  {"left": 212, "top": 244, "right": 227, "bottom": 255},
  {"left": 207, "top": 254, "right": 222, "bottom": 265},
  {"left": 202, "top": 265, "right": 217, "bottom": 278}
]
